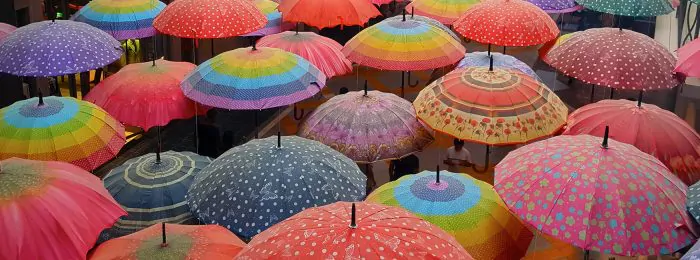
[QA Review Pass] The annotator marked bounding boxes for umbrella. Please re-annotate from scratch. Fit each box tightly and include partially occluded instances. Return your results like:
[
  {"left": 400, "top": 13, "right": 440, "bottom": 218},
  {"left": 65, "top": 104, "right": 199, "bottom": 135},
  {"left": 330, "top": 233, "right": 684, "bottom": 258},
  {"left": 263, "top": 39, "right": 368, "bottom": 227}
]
[
  {"left": 181, "top": 46, "right": 327, "bottom": 110},
  {"left": 544, "top": 28, "right": 679, "bottom": 90},
  {"left": 681, "top": 239, "right": 700, "bottom": 260},
  {"left": 371, "top": 0, "right": 405, "bottom": 4},
  {"left": 153, "top": 0, "right": 266, "bottom": 39},
  {"left": 538, "top": 32, "right": 577, "bottom": 59},
  {"left": 526, "top": 0, "right": 582, "bottom": 13},
  {"left": 90, "top": 223, "right": 246, "bottom": 259},
  {"left": 186, "top": 135, "right": 366, "bottom": 240},
  {"left": 675, "top": 37, "right": 700, "bottom": 78},
  {"left": 366, "top": 170, "right": 534, "bottom": 259},
  {"left": 457, "top": 51, "right": 540, "bottom": 80},
  {"left": 495, "top": 129, "right": 696, "bottom": 256},
  {"left": 70, "top": 0, "right": 165, "bottom": 40},
  {"left": 236, "top": 202, "right": 474, "bottom": 259},
  {"left": 257, "top": 31, "right": 353, "bottom": 78},
  {"left": 563, "top": 98, "right": 700, "bottom": 185},
  {"left": 0, "top": 20, "right": 122, "bottom": 77},
  {"left": 385, "top": 14, "right": 462, "bottom": 41},
  {"left": 405, "top": 0, "right": 481, "bottom": 25},
  {"left": 298, "top": 89, "right": 435, "bottom": 163},
  {"left": 0, "top": 22, "right": 16, "bottom": 41},
  {"left": 688, "top": 182, "right": 700, "bottom": 225},
  {"left": 0, "top": 96, "right": 125, "bottom": 171},
  {"left": 575, "top": 0, "right": 674, "bottom": 16},
  {"left": 453, "top": 0, "right": 559, "bottom": 48},
  {"left": 98, "top": 151, "right": 212, "bottom": 242},
  {"left": 242, "top": 0, "right": 289, "bottom": 37},
  {"left": 0, "top": 158, "right": 125, "bottom": 260},
  {"left": 278, "top": 0, "right": 381, "bottom": 29}
]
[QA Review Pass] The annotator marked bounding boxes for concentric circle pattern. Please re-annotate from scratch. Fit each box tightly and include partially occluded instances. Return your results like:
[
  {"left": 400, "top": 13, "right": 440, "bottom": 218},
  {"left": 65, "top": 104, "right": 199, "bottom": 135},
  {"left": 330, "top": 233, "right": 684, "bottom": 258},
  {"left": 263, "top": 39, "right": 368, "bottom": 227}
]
[
  {"left": 71, "top": 0, "right": 165, "bottom": 40},
  {"left": 242, "top": 0, "right": 287, "bottom": 36},
  {"left": 406, "top": 0, "right": 481, "bottom": 24}
]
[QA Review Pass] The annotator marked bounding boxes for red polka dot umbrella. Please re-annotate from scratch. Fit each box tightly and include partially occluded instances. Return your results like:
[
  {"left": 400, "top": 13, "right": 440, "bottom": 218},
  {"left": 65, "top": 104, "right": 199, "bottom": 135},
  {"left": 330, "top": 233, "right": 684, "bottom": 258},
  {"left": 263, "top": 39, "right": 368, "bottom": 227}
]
[
  {"left": 278, "top": 0, "right": 381, "bottom": 29},
  {"left": 544, "top": 28, "right": 680, "bottom": 90},
  {"left": 152, "top": 0, "right": 267, "bottom": 39},
  {"left": 453, "top": 0, "right": 559, "bottom": 47}
]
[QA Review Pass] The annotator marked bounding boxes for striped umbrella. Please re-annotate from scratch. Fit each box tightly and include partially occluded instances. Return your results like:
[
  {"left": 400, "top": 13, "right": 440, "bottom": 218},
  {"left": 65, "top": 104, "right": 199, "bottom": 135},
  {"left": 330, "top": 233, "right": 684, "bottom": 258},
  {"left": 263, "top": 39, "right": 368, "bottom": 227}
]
[
  {"left": 385, "top": 14, "right": 461, "bottom": 41},
  {"left": 257, "top": 31, "right": 353, "bottom": 78},
  {"left": 71, "top": 0, "right": 166, "bottom": 40},
  {"left": 0, "top": 22, "right": 16, "bottom": 41},
  {"left": 406, "top": 0, "right": 481, "bottom": 25},
  {"left": 0, "top": 96, "right": 125, "bottom": 171},
  {"left": 243, "top": 0, "right": 289, "bottom": 36}
]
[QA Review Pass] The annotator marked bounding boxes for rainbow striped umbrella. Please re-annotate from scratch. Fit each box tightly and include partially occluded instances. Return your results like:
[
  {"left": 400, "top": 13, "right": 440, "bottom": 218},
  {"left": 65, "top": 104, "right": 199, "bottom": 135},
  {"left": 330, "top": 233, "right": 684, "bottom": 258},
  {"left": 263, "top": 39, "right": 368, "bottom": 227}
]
[
  {"left": 367, "top": 171, "right": 534, "bottom": 260},
  {"left": 71, "top": 0, "right": 165, "bottom": 40},
  {"left": 181, "top": 47, "right": 326, "bottom": 110},
  {"left": 0, "top": 96, "right": 125, "bottom": 171},
  {"left": 243, "top": 0, "right": 289, "bottom": 36},
  {"left": 406, "top": 0, "right": 481, "bottom": 25}
]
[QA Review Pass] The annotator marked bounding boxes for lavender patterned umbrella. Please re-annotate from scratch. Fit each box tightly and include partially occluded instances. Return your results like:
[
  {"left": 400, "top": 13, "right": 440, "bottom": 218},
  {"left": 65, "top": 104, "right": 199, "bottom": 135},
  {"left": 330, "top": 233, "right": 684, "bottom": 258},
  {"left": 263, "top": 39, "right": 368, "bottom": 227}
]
[
  {"left": 526, "top": 0, "right": 582, "bottom": 13},
  {"left": 456, "top": 52, "right": 540, "bottom": 80},
  {"left": 0, "top": 20, "right": 122, "bottom": 77}
]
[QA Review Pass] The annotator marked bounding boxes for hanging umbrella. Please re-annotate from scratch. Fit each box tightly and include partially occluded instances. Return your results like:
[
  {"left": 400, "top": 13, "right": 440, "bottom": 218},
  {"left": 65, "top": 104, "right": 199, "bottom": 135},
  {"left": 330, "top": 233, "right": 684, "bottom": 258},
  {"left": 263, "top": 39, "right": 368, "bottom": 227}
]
[
  {"left": 98, "top": 151, "right": 212, "bottom": 242},
  {"left": 257, "top": 31, "right": 353, "bottom": 78},
  {"left": 0, "top": 96, "right": 125, "bottom": 171},
  {"left": 385, "top": 14, "right": 462, "bottom": 41},
  {"left": 0, "top": 158, "right": 125, "bottom": 260},
  {"left": 575, "top": 0, "right": 674, "bottom": 16},
  {"left": 681, "top": 239, "right": 700, "bottom": 260},
  {"left": 687, "top": 182, "right": 700, "bottom": 225},
  {"left": 186, "top": 135, "right": 366, "bottom": 240},
  {"left": 236, "top": 202, "right": 474, "bottom": 259},
  {"left": 366, "top": 170, "right": 533, "bottom": 259},
  {"left": 538, "top": 32, "right": 577, "bottom": 59},
  {"left": 675, "top": 37, "right": 700, "bottom": 78},
  {"left": 242, "top": 0, "right": 289, "bottom": 37},
  {"left": 153, "top": 0, "right": 266, "bottom": 39},
  {"left": 453, "top": 0, "right": 559, "bottom": 48},
  {"left": 405, "top": 0, "right": 481, "bottom": 25},
  {"left": 525, "top": 0, "right": 582, "bottom": 13},
  {"left": 70, "top": 0, "right": 165, "bottom": 40},
  {"left": 278, "top": 0, "right": 381, "bottom": 29},
  {"left": 181, "top": 46, "right": 326, "bottom": 110},
  {"left": 298, "top": 89, "right": 435, "bottom": 163},
  {"left": 371, "top": 0, "right": 405, "bottom": 4},
  {"left": 0, "top": 22, "right": 16, "bottom": 41},
  {"left": 495, "top": 129, "right": 696, "bottom": 256},
  {"left": 544, "top": 28, "right": 679, "bottom": 90},
  {"left": 90, "top": 223, "right": 246, "bottom": 259},
  {"left": 457, "top": 51, "right": 540, "bottom": 80},
  {"left": 0, "top": 20, "right": 122, "bottom": 77}
]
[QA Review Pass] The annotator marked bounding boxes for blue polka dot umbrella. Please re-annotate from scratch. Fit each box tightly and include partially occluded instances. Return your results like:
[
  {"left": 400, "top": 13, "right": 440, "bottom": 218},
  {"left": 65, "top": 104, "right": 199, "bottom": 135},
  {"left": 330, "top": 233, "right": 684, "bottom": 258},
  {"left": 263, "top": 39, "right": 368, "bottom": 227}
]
[
  {"left": 186, "top": 136, "right": 366, "bottom": 240},
  {"left": 456, "top": 52, "right": 540, "bottom": 80}
]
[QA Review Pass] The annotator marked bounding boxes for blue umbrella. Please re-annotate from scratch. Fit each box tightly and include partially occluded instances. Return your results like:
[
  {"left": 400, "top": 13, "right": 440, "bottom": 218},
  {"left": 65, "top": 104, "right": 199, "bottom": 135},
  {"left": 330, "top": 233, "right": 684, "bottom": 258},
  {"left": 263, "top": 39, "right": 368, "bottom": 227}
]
[
  {"left": 456, "top": 52, "right": 540, "bottom": 80},
  {"left": 186, "top": 135, "right": 366, "bottom": 240}
]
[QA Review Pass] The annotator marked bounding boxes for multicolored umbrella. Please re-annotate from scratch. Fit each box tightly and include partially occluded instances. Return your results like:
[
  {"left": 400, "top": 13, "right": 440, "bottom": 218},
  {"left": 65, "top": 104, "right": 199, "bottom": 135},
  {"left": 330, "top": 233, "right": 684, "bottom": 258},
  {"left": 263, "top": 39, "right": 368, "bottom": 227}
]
[
  {"left": 186, "top": 136, "right": 366, "bottom": 240},
  {"left": 90, "top": 223, "right": 246, "bottom": 260},
  {"left": 405, "top": 0, "right": 481, "bottom": 25},
  {"left": 278, "top": 0, "right": 381, "bottom": 29},
  {"left": 181, "top": 47, "right": 326, "bottom": 110},
  {"left": 236, "top": 202, "right": 474, "bottom": 259},
  {"left": 544, "top": 28, "right": 679, "bottom": 90},
  {"left": 0, "top": 158, "right": 125, "bottom": 260},
  {"left": 675, "top": 37, "right": 700, "bottom": 78},
  {"left": 495, "top": 131, "right": 696, "bottom": 256},
  {"left": 385, "top": 14, "right": 461, "bottom": 41},
  {"left": 457, "top": 52, "right": 539, "bottom": 80},
  {"left": 153, "top": 0, "right": 266, "bottom": 39},
  {"left": 0, "top": 22, "right": 16, "bottom": 41},
  {"left": 526, "top": 0, "right": 582, "bottom": 13},
  {"left": 413, "top": 66, "right": 568, "bottom": 145},
  {"left": 242, "top": 0, "right": 288, "bottom": 37},
  {"left": 366, "top": 171, "right": 533, "bottom": 259},
  {"left": 453, "top": 0, "right": 559, "bottom": 47},
  {"left": 98, "top": 151, "right": 212, "bottom": 242},
  {"left": 298, "top": 90, "right": 435, "bottom": 163},
  {"left": 538, "top": 32, "right": 577, "bottom": 59},
  {"left": 575, "top": 0, "right": 674, "bottom": 16},
  {"left": 687, "top": 182, "right": 700, "bottom": 224},
  {"left": 0, "top": 96, "right": 125, "bottom": 171},
  {"left": 0, "top": 20, "right": 122, "bottom": 77},
  {"left": 257, "top": 31, "right": 353, "bottom": 78},
  {"left": 71, "top": 0, "right": 165, "bottom": 40}
]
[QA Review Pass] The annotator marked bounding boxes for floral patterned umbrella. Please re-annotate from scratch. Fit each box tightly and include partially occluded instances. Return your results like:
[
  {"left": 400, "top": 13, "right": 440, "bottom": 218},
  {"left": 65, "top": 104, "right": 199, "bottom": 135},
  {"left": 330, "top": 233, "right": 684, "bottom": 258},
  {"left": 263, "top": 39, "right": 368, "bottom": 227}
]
[{"left": 575, "top": 0, "right": 674, "bottom": 16}]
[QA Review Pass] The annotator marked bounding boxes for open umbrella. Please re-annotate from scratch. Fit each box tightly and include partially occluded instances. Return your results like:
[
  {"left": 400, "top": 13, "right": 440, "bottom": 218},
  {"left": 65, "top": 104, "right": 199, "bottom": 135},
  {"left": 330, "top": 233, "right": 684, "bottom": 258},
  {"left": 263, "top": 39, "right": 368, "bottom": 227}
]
[
  {"left": 0, "top": 20, "right": 122, "bottom": 77},
  {"left": 495, "top": 129, "right": 696, "bottom": 256},
  {"left": 0, "top": 22, "right": 16, "bottom": 41},
  {"left": 385, "top": 13, "right": 462, "bottom": 41},
  {"left": 242, "top": 0, "right": 289, "bottom": 37},
  {"left": 675, "top": 37, "right": 700, "bottom": 78},
  {"left": 457, "top": 51, "right": 539, "bottom": 80},
  {"left": 538, "top": 32, "right": 577, "bottom": 59},
  {"left": 236, "top": 202, "right": 474, "bottom": 259},
  {"left": 0, "top": 158, "right": 125, "bottom": 260},
  {"left": 186, "top": 135, "right": 366, "bottom": 240},
  {"left": 687, "top": 182, "right": 700, "bottom": 224},
  {"left": 575, "top": 0, "right": 674, "bottom": 16},
  {"left": 278, "top": 0, "right": 381, "bottom": 29},
  {"left": 405, "top": 0, "right": 481, "bottom": 25},
  {"left": 366, "top": 170, "right": 533, "bottom": 259},
  {"left": 153, "top": 0, "right": 266, "bottom": 39},
  {"left": 681, "top": 238, "right": 700, "bottom": 260},
  {"left": 0, "top": 96, "right": 125, "bottom": 171},
  {"left": 526, "top": 0, "right": 582, "bottom": 13},
  {"left": 257, "top": 31, "right": 353, "bottom": 78},
  {"left": 71, "top": 0, "right": 165, "bottom": 40}
]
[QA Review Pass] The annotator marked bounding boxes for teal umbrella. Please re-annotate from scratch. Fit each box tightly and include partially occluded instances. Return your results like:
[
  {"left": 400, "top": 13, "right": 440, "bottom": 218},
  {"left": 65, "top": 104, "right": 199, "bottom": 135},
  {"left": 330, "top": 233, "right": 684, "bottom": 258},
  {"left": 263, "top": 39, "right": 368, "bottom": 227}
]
[{"left": 576, "top": 0, "right": 674, "bottom": 16}]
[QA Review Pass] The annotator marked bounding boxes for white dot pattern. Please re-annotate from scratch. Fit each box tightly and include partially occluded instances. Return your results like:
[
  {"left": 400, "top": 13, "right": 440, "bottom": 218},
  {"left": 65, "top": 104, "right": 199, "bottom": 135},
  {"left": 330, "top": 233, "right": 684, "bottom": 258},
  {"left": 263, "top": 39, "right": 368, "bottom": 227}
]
[
  {"left": 153, "top": 0, "right": 268, "bottom": 38},
  {"left": 575, "top": 0, "right": 674, "bottom": 16},
  {"left": 688, "top": 183, "right": 700, "bottom": 223}
]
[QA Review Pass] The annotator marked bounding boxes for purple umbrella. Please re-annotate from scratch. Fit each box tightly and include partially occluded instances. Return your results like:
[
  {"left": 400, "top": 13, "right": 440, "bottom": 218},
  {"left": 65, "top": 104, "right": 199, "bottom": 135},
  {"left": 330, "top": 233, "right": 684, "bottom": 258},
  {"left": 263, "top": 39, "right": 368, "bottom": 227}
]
[
  {"left": 0, "top": 20, "right": 122, "bottom": 77},
  {"left": 526, "top": 0, "right": 582, "bottom": 13}
]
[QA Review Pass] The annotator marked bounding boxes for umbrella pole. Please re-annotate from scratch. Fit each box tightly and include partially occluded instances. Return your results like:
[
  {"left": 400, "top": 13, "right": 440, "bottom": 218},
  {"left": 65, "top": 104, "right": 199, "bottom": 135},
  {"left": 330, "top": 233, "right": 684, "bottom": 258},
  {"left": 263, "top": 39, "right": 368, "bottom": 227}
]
[
  {"left": 161, "top": 222, "right": 167, "bottom": 247},
  {"left": 637, "top": 91, "right": 643, "bottom": 107},
  {"left": 156, "top": 126, "right": 162, "bottom": 164},
  {"left": 350, "top": 203, "right": 357, "bottom": 228},
  {"left": 407, "top": 72, "right": 419, "bottom": 88},
  {"left": 436, "top": 165, "right": 440, "bottom": 183},
  {"left": 609, "top": 89, "right": 614, "bottom": 99},
  {"left": 364, "top": 80, "right": 368, "bottom": 96},
  {"left": 502, "top": 46, "right": 506, "bottom": 54},
  {"left": 589, "top": 84, "right": 595, "bottom": 103},
  {"left": 277, "top": 131, "right": 281, "bottom": 148},
  {"left": 487, "top": 43, "right": 491, "bottom": 56}
]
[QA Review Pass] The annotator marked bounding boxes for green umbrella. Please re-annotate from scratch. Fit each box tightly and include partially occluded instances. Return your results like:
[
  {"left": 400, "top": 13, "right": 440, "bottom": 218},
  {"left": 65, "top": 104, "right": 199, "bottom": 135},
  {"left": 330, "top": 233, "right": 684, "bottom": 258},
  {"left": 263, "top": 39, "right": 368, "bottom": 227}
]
[{"left": 576, "top": 0, "right": 674, "bottom": 16}]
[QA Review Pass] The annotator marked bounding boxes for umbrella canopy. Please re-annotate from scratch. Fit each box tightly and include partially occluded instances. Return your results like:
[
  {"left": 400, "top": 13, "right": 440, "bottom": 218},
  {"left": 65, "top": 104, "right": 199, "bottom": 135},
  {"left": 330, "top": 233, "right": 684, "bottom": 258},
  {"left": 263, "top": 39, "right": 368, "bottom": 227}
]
[
  {"left": 236, "top": 202, "right": 474, "bottom": 259},
  {"left": 0, "top": 96, "right": 125, "bottom": 171},
  {"left": 538, "top": 32, "right": 577, "bottom": 59},
  {"left": 342, "top": 18, "right": 465, "bottom": 71},
  {"left": 153, "top": 0, "right": 266, "bottom": 39},
  {"left": 575, "top": 0, "right": 674, "bottom": 16},
  {"left": 70, "top": 0, "right": 165, "bottom": 40},
  {"left": 413, "top": 67, "right": 568, "bottom": 145},
  {"left": 0, "top": 20, "right": 122, "bottom": 77},
  {"left": 453, "top": 0, "right": 559, "bottom": 47},
  {"left": 186, "top": 136, "right": 366, "bottom": 240},
  {"left": 181, "top": 47, "right": 327, "bottom": 110},
  {"left": 0, "top": 158, "right": 125, "bottom": 260},
  {"left": 85, "top": 59, "right": 205, "bottom": 131},
  {"left": 0, "top": 22, "right": 16, "bottom": 41},
  {"left": 681, "top": 239, "right": 700, "bottom": 260},
  {"left": 385, "top": 14, "right": 462, "bottom": 41},
  {"left": 405, "top": 0, "right": 481, "bottom": 25},
  {"left": 457, "top": 51, "right": 539, "bottom": 80},
  {"left": 242, "top": 0, "right": 288, "bottom": 37},
  {"left": 545, "top": 28, "right": 679, "bottom": 90},
  {"left": 675, "top": 37, "right": 700, "bottom": 78},
  {"left": 495, "top": 133, "right": 696, "bottom": 256},
  {"left": 90, "top": 223, "right": 246, "bottom": 260},
  {"left": 563, "top": 99, "right": 700, "bottom": 185},
  {"left": 298, "top": 90, "right": 435, "bottom": 163},
  {"left": 257, "top": 31, "right": 353, "bottom": 78},
  {"left": 98, "top": 151, "right": 211, "bottom": 242},
  {"left": 526, "top": 0, "right": 582, "bottom": 13},
  {"left": 366, "top": 171, "right": 534, "bottom": 260},
  {"left": 278, "top": 0, "right": 381, "bottom": 29},
  {"left": 688, "top": 182, "right": 700, "bottom": 224}
]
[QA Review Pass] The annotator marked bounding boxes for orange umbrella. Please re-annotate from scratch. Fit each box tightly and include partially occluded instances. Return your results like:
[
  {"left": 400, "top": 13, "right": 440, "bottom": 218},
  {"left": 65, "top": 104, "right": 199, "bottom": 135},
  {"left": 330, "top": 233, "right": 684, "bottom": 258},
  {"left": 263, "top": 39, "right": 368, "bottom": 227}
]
[{"left": 278, "top": 0, "right": 381, "bottom": 29}]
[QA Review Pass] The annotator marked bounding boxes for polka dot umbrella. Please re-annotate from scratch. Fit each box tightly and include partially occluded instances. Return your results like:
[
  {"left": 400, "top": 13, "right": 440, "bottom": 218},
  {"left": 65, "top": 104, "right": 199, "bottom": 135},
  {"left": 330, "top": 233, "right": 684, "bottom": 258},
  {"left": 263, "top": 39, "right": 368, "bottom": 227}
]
[
  {"left": 0, "top": 96, "right": 125, "bottom": 171},
  {"left": 687, "top": 182, "right": 700, "bottom": 225},
  {"left": 257, "top": 31, "right": 353, "bottom": 78},
  {"left": 675, "top": 37, "right": 700, "bottom": 78},
  {"left": 404, "top": 0, "right": 481, "bottom": 25},
  {"left": 278, "top": 0, "right": 381, "bottom": 29},
  {"left": 537, "top": 32, "right": 577, "bottom": 59},
  {"left": 152, "top": 0, "right": 266, "bottom": 39},
  {"left": 544, "top": 28, "right": 680, "bottom": 91},
  {"left": 236, "top": 202, "right": 474, "bottom": 259},
  {"left": 366, "top": 171, "right": 534, "bottom": 260},
  {"left": 525, "top": 0, "right": 582, "bottom": 13},
  {"left": 0, "top": 22, "right": 16, "bottom": 41},
  {"left": 186, "top": 136, "right": 366, "bottom": 240},
  {"left": 457, "top": 51, "right": 540, "bottom": 80},
  {"left": 70, "top": 0, "right": 166, "bottom": 40},
  {"left": 575, "top": 0, "right": 674, "bottom": 16},
  {"left": 495, "top": 129, "right": 696, "bottom": 256}
]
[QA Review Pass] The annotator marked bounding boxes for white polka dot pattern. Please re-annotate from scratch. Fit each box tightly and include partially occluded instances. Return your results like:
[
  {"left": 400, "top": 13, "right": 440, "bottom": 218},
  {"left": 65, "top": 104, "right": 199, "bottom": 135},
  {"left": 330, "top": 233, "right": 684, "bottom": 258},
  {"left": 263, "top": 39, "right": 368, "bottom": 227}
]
[
  {"left": 153, "top": 0, "right": 267, "bottom": 39},
  {"left": 576, "top": 0, "right": 674, "bottom": 17}
]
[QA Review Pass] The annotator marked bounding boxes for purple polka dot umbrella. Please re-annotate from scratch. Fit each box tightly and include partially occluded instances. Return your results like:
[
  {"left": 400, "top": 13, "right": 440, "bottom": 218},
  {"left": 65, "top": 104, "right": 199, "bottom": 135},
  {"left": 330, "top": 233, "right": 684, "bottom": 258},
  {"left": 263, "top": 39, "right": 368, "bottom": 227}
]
[{"left": 0, "top": 20, "right": 122, "bottom": 77}]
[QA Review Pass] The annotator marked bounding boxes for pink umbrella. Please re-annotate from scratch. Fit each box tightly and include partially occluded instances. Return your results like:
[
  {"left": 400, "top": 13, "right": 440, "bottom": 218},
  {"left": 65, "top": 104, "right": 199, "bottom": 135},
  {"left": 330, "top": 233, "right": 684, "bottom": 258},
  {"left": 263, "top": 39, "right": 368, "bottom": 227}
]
[
  {"left": 495, "top": 129, "right": 696, "bottom": 256},
  {"left": 675, "top": 37, "right": 700, "bottom": 78},
  {"left": 257, "top": 31, "right": 353, "bottom": 78},
  {"left": 0, "top": 23, "right": 16, "bottom": 41}
]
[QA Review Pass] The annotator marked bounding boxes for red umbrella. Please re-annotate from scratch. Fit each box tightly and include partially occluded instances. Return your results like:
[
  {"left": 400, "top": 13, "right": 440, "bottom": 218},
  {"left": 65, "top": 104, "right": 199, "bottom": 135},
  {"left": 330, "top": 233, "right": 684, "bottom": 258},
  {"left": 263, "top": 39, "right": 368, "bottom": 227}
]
[
  {"left": 675, "top": 37, "right": 700, "bottom": 78},
  {"left": 153, "top": 0, "right": 267, "bottom": 39},
  {"left": 278, "top": 0, "right": 381, "bottom": 29},
  {"left": 257, "top": 31, "right": 353, "bottom": 78}
]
